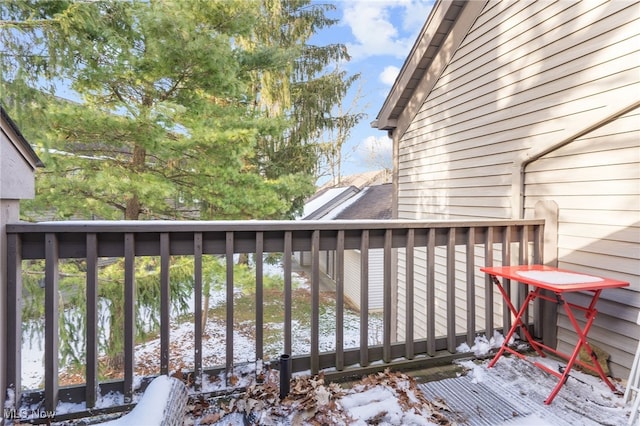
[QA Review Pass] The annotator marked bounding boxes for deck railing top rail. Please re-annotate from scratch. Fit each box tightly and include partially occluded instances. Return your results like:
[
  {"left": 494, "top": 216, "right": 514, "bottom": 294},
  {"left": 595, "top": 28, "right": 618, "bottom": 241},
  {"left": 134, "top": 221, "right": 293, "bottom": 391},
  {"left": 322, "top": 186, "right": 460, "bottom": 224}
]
[{"left": 8, "top": 218, "right": 545, "bottom": 232}]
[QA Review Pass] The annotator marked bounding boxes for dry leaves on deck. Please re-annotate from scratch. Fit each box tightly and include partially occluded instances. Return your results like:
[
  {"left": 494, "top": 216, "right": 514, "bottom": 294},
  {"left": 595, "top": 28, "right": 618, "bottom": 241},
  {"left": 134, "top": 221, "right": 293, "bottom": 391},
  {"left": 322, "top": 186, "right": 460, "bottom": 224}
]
[{"left": 190, "top": 368, "right": 453, "bottom": 425}]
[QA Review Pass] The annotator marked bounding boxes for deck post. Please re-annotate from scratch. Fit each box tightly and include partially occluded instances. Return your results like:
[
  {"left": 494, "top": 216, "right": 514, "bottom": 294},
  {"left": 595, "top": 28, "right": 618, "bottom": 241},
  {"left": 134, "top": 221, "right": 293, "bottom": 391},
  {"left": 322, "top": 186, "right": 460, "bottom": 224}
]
[
  {"left": 2, "top": 201, "right": 22, "bottom": 414},
  {"left": 535, "top": 200, "right": 559, "bottom": 348}
]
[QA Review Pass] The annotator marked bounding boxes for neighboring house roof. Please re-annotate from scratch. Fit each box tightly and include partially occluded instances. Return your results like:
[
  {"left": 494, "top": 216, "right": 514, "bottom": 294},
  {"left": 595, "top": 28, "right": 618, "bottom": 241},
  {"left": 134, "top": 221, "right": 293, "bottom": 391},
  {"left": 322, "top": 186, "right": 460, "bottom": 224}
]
[
  {"left": 300, "top": 186, "right": 360, "bottom": 220},
  {"left": 300, "top": 183, "right": 392, "bottom": 221},
  {"left": 1, "top": 106, "right": 44, "bottom": 168},
  {"left": 333, "top": 184, "right": 392, "bottom": 220},
  {"left": 302, "top": 170, "right": 391, "bottom": 220},
  {"left": 317, "top": 169, "right": 391, "bottom": 192}
]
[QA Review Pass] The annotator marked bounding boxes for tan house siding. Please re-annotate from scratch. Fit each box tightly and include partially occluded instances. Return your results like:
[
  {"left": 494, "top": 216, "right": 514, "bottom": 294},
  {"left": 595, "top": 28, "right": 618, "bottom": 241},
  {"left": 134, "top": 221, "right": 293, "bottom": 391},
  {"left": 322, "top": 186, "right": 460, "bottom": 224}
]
[
  {"left": 523, "top": 108, "right": 640, "bottom": 375},
  {"left": 390, "top": 0, "right": 639, "bottom": 377}
]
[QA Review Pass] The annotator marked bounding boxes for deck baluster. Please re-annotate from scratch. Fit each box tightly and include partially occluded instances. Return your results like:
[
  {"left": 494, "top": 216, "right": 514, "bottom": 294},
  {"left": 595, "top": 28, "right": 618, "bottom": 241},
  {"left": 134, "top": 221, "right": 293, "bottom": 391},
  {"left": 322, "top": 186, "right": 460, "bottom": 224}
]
[{"left": 86, "top": 233, "right": 98, "bottom": 408}]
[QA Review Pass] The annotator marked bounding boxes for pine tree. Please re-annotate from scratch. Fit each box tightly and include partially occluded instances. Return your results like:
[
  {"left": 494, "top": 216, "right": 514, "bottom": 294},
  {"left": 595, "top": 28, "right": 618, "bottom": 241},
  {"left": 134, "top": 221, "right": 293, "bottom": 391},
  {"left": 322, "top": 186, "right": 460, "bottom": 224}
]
[
  {"left": 1, "top": 0, "right": 313, "bottom": 221},
  {"left": 239, "top": 0, "right": 363, "bottom": 211}
]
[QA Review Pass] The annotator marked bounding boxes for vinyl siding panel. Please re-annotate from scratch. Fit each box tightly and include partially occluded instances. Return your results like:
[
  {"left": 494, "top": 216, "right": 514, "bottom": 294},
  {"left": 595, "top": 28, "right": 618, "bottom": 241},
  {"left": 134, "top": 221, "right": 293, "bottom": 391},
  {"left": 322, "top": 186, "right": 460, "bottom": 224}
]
[
  {"left": 522, "top": 110, "right": 640, "bottom": 377},
  {"left": 394, "top": 0, "right": 640, "bottom": 377},
  {"left": 343, "top": 249, "right": 384, "bottom": 312},
  {"left": 395, "top": 244, "right": 509, "bottom": 342}
]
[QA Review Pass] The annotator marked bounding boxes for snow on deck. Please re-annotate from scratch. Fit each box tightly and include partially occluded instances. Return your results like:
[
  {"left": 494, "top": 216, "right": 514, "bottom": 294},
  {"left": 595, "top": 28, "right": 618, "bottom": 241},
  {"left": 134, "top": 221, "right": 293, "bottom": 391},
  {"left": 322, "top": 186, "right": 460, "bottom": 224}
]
[{"left": 420, "top": 356, "right": 629, "bottom": 426}]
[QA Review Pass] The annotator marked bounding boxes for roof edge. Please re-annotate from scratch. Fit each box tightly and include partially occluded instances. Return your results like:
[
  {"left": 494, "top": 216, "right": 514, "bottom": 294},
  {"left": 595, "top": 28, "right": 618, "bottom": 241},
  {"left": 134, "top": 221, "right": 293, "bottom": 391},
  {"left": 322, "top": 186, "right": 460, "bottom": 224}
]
[
  {"left": 373, "top": 0, "right": 480, "bottom": 131},
  {"left": 1, "top": 106, "right": 45, "bottom": 168}
]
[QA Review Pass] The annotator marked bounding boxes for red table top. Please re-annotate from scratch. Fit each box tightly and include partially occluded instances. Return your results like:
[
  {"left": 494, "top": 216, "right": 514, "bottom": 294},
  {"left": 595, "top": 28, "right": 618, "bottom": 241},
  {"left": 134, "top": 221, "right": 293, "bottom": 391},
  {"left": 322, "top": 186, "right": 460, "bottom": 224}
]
[{"left": 481, "top": 264, "right": 629, "bottom": 292}]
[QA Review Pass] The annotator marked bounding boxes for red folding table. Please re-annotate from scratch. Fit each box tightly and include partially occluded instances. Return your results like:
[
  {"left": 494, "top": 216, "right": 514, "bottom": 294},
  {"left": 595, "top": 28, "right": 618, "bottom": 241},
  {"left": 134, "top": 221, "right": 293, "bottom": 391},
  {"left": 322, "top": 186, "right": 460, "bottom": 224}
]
[{"left": 481, "top": 264, "right": 629, "bottom": 404}]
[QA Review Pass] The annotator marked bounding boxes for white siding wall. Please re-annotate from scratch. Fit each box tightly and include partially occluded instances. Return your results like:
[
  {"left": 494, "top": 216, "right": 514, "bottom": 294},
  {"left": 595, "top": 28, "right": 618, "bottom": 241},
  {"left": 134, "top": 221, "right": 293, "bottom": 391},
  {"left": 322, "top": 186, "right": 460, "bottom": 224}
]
[
  {"left": 314, "top": 249, "right": 385, "bottom": 313},
  {"left": 343, "top": 249, "right": 385, "bottom": 312},
  {"left": 395, "top": 0, "right": 640, "bottom": 376},
  {"left": 0, "top": 131, "right": 36, "bottom": 199},
  {"left": 523, "top": 109, "right": 640, "bottom": 376}
]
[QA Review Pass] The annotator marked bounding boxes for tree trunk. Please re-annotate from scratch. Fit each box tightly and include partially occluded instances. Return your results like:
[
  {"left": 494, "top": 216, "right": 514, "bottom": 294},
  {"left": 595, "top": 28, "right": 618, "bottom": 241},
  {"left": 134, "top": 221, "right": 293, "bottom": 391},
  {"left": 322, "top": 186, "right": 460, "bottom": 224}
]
[
  {"left": 125, "top": 144, "right": 146, "bottom": 220},
  {"left": 125, "top": 195, "right": 141, "bottom": 220}
]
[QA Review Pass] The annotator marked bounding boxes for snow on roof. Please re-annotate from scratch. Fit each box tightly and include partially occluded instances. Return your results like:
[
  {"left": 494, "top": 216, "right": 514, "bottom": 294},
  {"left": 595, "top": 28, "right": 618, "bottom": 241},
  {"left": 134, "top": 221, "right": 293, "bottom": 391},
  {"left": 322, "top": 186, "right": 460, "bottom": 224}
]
[
  {"left": 300, "top": 183, "right": 393, "bottom": 221},
  {"left": 299, "top": 186, "right": 359, "bottom": 219}
]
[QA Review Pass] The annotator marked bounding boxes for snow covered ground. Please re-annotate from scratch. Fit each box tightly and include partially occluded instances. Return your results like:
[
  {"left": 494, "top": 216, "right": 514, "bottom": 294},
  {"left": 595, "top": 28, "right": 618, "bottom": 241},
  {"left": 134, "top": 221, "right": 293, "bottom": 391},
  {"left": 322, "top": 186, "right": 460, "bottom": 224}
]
[{"left": 19, "top": 262, "right": 382, "bottom": 390}]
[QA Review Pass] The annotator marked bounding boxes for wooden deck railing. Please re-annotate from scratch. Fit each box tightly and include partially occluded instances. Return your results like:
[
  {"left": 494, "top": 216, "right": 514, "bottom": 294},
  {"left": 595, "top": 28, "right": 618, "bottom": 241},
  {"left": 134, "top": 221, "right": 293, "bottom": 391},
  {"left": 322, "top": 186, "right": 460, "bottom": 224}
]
[{"left": 5, "top": 219, "right": 544, "bottom": 422}]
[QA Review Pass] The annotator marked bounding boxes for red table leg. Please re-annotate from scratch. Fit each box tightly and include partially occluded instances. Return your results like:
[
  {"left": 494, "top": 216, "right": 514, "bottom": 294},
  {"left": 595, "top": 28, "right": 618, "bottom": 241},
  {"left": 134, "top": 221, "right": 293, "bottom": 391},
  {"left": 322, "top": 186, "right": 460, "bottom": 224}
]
[
  {"left": 544, "top": 289, "right": 616, "bottom": 404},
  {"left": 488, "top": 275, "right": 544, "bottom": 368}
]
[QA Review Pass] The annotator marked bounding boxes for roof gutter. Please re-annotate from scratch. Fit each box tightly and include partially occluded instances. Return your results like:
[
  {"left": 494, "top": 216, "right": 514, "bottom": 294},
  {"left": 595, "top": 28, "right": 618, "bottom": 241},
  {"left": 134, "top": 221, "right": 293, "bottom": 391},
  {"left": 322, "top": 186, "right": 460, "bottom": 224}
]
[{"left": 513, "top": 99, "right": 640, "bottom": 219}]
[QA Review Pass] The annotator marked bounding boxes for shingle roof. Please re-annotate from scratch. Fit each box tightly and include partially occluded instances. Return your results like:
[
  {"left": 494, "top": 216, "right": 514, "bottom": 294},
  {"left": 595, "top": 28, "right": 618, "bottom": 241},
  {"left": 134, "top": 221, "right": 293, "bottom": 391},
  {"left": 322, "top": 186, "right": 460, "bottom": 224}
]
[{"left": 333, "top": 183, "right": 392, "bottom": 220}]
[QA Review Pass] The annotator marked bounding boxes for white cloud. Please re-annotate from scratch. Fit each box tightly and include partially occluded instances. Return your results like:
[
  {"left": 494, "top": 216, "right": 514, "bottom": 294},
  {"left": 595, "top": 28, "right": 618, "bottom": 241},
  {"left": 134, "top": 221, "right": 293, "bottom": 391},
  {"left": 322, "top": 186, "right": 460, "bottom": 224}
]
[
  {"left": 361, "top": 134, "right": 392, "bottom": 154},
  {"left": 356, "top": 135, "right": 393, "bottom": 169},
  {"left": 379, "top": 65, "right": 400, "bottom": 86},
  {"left": 400, "top": 0, "right": 435, "bottom": 33},
  {"left": 342, "top": 0, "right": 434, "bottom": 61}
]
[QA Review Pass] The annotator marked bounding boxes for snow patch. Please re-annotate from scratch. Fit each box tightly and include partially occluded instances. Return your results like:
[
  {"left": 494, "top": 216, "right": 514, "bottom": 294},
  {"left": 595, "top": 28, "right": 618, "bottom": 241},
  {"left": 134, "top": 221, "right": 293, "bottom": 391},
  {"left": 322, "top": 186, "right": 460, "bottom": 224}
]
[{"left": 456, "top": 330, "right": 513, "bottom": 357}]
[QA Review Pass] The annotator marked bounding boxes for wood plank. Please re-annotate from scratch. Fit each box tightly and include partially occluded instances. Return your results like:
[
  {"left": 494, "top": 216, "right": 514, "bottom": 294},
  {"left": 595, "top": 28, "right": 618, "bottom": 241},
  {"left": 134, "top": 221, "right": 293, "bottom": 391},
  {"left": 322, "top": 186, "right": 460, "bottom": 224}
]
[
  {"left": 360, "top": 230, "right": 370, "bottom": 367},
  {"left": 426, "top": 229, "right": 436, "bottom": 356},
  {"left": 501, "top": 227, "right": 512, "bottom": 333},
  {"left": 465, "top": 228, "right": 476, "bottom": 344},
  {"left": 383, "top": 229, "right": 392, "bottom": 363},
  {"left": 517, "top": 226, "right": 529, "bottom": 325},
  {"left": 193, "top": 233, "right": 203, "bottom": 390},
  {"left": 225, "top": 232, "right": 234, "bottom": 379},
  {"left": 160, "top": 233, "right": 170, "bottom": 375},
  {"left": 124, "top": 233, "right": 135, "bottom": 402},
  {"left": 446, "top": 228, "right": 456, "bottom": 352},
  {"left": 85, "top": 233, "right": 98, "bottom": 408},
  {"left": 6, "top": 233, "right": 22, "bottom": 408},
  {"left": 405, "top": 229, "right": 415, "bottom": 359},
  {"left": 483, "top": 228, "right": 494, "bottom": 337},
  {"left": 284, "top": 231, "right": 292, "bottom": 356},
  {"left": 336, "top": 230, "right": 345, "bottom": 370},
  {"left": 311, "top": 230, "right": 320, "bottom": 374},
  {"left": 255, "top": 232, "right": 264, "bottom": 361},
  {"left": 45, "top": 233, "right": 60, "bottom": 412}
]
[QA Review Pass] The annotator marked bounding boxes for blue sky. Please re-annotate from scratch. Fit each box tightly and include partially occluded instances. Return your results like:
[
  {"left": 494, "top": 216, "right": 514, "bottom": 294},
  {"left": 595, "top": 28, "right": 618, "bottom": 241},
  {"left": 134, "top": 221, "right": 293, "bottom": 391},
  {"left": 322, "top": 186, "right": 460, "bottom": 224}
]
[{"left": 313, "top": 0, "right": 435, "bottom": 181}]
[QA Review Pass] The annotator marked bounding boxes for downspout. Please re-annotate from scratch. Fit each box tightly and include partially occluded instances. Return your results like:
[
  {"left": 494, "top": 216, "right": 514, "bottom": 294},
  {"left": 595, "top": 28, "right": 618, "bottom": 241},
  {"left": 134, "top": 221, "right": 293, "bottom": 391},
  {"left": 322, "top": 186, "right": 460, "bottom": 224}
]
[
  {"left": 512, "top": 99, "right": 640, "bottom": 347},
  {"left": 513, "top": 99, "right": 640, "bottom": 219}
]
